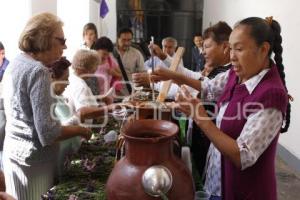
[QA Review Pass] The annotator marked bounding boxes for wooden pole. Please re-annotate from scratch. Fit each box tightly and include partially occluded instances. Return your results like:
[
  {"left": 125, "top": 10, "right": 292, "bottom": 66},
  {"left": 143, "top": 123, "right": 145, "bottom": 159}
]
[{"left": 156, "top": 47, "right": 185, "bottom": 102}]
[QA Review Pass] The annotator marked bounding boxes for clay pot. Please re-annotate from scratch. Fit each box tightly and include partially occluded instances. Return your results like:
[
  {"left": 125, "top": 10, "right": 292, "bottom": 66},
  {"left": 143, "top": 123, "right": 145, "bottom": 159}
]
[
  {"left": 106, "top": 119, "right": 195, "bottom": 200},
  {"left": 127, "top": 101, "right": 172, "bottom": 120},
  {"left": 135, "top": 106, "right": 171, "bottom": 120},
  {"left": 0, "top": 170, "right": 5, "bottom": 191}
]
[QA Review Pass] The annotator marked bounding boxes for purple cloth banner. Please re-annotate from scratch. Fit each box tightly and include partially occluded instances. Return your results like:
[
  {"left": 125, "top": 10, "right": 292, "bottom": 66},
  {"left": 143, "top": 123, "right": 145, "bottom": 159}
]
[{"left": 100, "top": 0, "right": 109, "bottom": 18}]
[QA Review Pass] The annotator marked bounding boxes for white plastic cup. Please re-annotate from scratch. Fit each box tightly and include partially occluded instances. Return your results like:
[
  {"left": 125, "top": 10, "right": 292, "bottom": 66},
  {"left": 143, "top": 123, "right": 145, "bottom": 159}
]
[{"left": 104, "top": 130, "right": 118, "bottom": 143}]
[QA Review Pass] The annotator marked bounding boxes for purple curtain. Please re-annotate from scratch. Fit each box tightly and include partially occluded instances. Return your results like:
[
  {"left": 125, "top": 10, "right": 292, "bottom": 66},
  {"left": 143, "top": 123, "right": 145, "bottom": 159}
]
[{"left": 100, "top": 0, "right": 109, "bottom": 18}]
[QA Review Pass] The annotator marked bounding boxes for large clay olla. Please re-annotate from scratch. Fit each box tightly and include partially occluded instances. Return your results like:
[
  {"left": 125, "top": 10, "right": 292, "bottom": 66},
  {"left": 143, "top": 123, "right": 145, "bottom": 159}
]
[
  {"left": 128, "top": 101, "right": 172, "bottom": 120},
  {"left": 106, "top": 120, "right": 195, "bottom": 200},
  {"left": 0, "top": 170, "right": 5, "bottom": 191}
]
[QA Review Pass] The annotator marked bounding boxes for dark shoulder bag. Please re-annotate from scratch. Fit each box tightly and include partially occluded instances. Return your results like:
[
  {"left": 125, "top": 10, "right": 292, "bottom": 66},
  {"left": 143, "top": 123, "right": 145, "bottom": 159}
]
[{"left": 112, "top": 48, "right": 132, "bottom": 94}]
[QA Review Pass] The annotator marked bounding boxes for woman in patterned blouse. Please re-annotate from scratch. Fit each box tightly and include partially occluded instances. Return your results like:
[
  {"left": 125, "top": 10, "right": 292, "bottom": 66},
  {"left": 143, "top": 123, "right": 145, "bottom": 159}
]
[{"left": 151, "top": 17, "right": 291, "bottom": 200}]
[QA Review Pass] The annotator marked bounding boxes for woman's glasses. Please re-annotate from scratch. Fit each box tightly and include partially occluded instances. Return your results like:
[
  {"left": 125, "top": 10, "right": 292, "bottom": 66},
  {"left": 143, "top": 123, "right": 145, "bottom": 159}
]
[{"left": 55, "top": 37, "right": 67, "bottom": 46}]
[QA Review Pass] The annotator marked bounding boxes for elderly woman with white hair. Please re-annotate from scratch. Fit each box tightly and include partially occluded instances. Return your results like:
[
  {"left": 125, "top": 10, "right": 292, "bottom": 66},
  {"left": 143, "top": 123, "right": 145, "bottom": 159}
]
[
  {"left": 63, "top": 49, "right": 101, "bottom": 115},
  {"left": 1, "top": 13, "right": 92, "bottom": 200}
]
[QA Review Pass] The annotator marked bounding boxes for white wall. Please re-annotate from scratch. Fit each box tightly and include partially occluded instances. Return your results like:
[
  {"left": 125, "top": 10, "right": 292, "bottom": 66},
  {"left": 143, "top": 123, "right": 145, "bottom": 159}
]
[
  {"left": 100, "top": 0, "right": 117, "bottom": 42},
  {"left": 1, "top": 0, "right": 117, "bottom": 61},
  {"left": 56, "top": 0, "right": 117, "bottom": 60},
  {"left": 0, "top": 0, "right": 59, "bottom": 60},
  {"left": 30, "top": 0, "right": 57, "bottom": 15},
  {"left": 0, "top": 0, "right": 31, "bottom": 60},
  {"left": 91, "top": 0, "right": 117, "bottom": 42},
  {"left": 57, "top": 0, "right": 90, "bottom": 60},
  {"left": 203, "top": 0, "right": 300, "bottom": 159},
  {"left": 87, "top": 0, "right": 117, "bottom": 40},
  {"left": 89, "top": 0, "right": 102, "bottom": 37}
]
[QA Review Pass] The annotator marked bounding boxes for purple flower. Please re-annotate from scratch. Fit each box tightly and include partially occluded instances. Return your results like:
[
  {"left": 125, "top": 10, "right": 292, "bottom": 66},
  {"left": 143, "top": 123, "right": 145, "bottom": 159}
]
[{"left": 83, "top": 158, "right": 97, "bottom": 172}]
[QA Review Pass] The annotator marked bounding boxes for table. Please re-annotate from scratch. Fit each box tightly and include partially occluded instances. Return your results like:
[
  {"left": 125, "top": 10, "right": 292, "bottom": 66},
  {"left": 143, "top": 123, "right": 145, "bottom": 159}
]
[{"left": 42, "top": 118, "right": 121, "bottom": 200}]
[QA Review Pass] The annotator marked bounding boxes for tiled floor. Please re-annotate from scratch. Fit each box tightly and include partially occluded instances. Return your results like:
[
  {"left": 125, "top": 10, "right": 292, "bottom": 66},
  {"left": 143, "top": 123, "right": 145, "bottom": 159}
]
[{"left": 276, "top": 157, "right": 300, "bottom": 199}]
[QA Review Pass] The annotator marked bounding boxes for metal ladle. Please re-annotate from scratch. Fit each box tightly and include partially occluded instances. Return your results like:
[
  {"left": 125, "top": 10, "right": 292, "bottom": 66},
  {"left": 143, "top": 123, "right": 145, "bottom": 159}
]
[
  {"left": 149, "top": 36, "right": 156, "bottom": 102},
  {"left": 142, "top": 165, "right": 173, "bottom": 200}
]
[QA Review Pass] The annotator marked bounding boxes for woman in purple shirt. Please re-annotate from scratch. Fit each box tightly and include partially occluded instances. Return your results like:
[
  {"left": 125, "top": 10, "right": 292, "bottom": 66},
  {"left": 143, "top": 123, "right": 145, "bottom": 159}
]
[
  {"left": 151, "top": 17, "right": 291, "bottom": 200},
  {"left": 0, "top": 42, "right": 9, "bottom": 82}
]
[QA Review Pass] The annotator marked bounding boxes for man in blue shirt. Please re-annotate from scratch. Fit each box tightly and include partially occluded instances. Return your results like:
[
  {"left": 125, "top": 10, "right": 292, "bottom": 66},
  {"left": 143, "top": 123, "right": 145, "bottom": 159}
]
[
  {"left": 191, "top": 33, "right": 205, "bottom": 72},
  {"left": 0, "top": 42, "right": 9, "bottom": 82}
]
